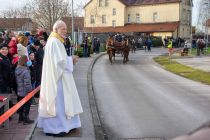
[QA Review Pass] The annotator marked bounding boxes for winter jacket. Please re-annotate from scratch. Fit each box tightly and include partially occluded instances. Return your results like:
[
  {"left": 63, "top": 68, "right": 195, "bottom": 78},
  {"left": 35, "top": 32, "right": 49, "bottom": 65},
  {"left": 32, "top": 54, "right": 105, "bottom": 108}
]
[
  {"left": 35, "top": 47, "right": 44, "bottom": 84},
  {"left": 8, "top": 38, "right": 17, "bottom": 57},
  {"left": 15, "top": 66, "right": 32, "bottom": 97},
  {"left": 0, "top": 53, "right": 13, "bottom": 90}
]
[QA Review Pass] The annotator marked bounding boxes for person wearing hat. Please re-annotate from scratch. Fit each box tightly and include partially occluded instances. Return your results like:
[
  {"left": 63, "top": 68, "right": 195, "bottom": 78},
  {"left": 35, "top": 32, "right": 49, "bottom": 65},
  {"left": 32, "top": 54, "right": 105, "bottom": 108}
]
[
  {"left": 0, "top": 43, "right": 13, "bottom": 93},
  {"left": 33, "top": 40, "right": 44, "bottom": 91},
  {"left": 15, "top": 55, "right": 34, "bottom": 124},
  {"left": 0, "top": 43, "right": 14, "bottom": 117},
  {"left": 17, "top": 35, "right": 28, "bottom": 56}
]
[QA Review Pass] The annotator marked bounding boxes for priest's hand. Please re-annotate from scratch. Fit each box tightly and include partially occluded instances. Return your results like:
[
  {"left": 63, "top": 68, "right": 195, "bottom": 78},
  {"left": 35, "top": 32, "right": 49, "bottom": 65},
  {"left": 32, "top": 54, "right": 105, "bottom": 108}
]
[{"left": 72, "top": 55, "right": 78, "bottom": 65}]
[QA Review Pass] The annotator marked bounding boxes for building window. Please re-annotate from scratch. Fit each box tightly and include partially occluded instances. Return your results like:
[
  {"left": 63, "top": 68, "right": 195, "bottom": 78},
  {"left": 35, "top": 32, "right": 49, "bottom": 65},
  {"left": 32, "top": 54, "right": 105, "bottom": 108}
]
[
  {"left": 102, "top": 15, "right": 106, "bottom": 24},
  {"left": 113, "top": 8, "right": 116, "bottom": 16},
  {"left": 112, "top": 20, "right": 116, "bottom": 27},
  {"left": 153, "top": 12, "right": 158, "bottom": 22},
  {"left": 105, "top": 0, "right": 108, "bottom": 6},
  {"left": 136, "top": 13, "right": 140, "bottom": 23},
  {"left": 90, "top": 15, "right": 95, "bottom": 24},
  {"left": 128, "top": 14, "right": 131, "bottom": 23},
  {"left": 99, "top": 0, "right": 102, "bottom": 7}
]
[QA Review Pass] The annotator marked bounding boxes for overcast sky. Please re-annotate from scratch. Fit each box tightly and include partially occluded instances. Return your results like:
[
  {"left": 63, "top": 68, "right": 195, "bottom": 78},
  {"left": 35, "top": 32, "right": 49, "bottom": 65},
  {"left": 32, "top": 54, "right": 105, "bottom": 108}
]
[{"left": 0, "top": 0, "right": 199, "bottom": 25}]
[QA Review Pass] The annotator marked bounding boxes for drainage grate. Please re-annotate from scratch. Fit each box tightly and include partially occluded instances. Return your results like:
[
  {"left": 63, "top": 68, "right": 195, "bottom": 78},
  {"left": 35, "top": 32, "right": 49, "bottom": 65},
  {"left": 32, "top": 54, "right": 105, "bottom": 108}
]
[{"left": 120, "top": 137, "right": 165, "bottom": 140}]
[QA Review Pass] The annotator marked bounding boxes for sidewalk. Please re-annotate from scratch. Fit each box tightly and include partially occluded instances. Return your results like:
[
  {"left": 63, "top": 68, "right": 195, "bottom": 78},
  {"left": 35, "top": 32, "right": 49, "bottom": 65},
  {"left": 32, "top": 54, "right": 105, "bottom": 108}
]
[
  {"left": 0, "top": 53, "right": 105, "bottom": 140},
  {"left": 174, "top": 56, "right": 210, "bottom": 72},
  {"left": 0, "top": 104, "right": 38, "bottom": 140},
  {"left": 31, "top": 53, "right": 106, "bottom": 140}
]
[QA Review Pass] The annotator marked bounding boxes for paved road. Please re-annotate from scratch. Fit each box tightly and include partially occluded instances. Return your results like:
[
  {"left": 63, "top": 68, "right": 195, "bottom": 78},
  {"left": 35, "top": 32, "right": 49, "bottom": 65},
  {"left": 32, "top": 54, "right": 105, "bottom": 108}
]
[{"left": 92, "top": 49, "right": 210, "bottom": 140}]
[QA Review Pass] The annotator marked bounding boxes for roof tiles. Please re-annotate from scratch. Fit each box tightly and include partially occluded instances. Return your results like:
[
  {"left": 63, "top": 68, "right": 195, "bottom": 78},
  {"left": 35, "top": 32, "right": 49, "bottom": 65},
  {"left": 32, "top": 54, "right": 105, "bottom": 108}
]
[
  {"left": 84, "top": 22, "right": 179, "bottom": 33},
  {"left": 119, "top": 0, "right": 181, "bottom": 5}
]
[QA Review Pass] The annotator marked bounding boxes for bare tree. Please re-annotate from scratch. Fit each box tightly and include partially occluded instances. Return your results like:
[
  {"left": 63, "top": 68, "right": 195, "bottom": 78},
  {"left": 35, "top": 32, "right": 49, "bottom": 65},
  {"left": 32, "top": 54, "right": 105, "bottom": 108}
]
[
  {"left": 197, "top": 0, "right": 210, "bottom": 32},
  {"left": 0, "top": 2, "right": 33, "bottom": 18},
  {"left": 32, "top": 0, "right": 70, "bottom": 31},
  {"left": 74, "top": 1, "right": 88, "bottom": 17}
]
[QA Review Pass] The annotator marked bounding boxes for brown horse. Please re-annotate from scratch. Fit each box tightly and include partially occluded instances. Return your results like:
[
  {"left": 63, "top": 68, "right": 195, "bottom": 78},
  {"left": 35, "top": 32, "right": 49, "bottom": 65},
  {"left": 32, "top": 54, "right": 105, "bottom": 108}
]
[{"left": 106, "top": 36, "right": 129, "bottom": 64}]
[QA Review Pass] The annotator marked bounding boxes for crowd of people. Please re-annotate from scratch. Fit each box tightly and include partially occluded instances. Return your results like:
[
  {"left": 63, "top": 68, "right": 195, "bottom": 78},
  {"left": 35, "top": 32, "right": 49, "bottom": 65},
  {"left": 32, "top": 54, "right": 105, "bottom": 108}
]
[
  {"left": 0, "top": 29, "right": 48, "bottom": 124},
  {"left": 0, "top": 19, "right": 83, "bottom": 137}
]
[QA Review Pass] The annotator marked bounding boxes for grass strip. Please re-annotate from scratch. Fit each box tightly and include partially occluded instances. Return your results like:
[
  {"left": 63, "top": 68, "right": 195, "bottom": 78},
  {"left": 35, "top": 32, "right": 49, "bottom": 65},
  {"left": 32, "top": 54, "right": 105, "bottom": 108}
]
[{"left": 154, "top": 56, "right": 210, "bottom": 85}]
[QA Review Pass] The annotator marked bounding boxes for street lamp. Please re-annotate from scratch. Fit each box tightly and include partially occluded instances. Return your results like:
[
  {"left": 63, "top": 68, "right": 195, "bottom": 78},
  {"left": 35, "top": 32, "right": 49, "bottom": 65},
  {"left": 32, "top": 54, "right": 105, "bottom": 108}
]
[
  {"left": 190, "top": 0, "right": 193, "bottom": 42},
  {"left": 71, "top": 0, "right": 74, "bottom": 46}
]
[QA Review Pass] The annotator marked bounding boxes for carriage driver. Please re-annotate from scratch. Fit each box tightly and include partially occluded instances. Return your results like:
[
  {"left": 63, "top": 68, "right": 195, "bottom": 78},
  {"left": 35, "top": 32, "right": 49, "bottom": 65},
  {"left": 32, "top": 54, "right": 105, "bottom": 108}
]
[{"left": 115, "top": 32, "right": 123, "bottom": 42}]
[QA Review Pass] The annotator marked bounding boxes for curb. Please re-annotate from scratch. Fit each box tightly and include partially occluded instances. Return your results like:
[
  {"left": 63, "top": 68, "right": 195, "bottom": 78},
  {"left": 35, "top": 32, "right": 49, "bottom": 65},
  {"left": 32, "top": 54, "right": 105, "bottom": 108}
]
[
  {"left": 87, "top": 52, "right": 107, "bottom": 140},
  {"left": 25, "top": 119, "right": 37, "bottom": 140}
]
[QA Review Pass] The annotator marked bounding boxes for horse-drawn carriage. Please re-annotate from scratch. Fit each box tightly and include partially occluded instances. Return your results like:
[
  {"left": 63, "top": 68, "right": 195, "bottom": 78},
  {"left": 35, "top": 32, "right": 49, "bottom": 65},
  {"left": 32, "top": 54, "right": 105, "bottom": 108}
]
[{"left": 106, "top": 35, "right": 130, "bottom": 64}]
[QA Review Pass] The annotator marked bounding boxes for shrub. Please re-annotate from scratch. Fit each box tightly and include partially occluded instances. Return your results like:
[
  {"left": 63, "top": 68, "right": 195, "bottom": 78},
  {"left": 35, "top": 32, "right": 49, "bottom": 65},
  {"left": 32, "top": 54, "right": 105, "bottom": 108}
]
[
  {"left": 74, "top": 47, "right": 83, "bottom": 57},
  {"left": 152, "top": 37, "right": 163, "bottom": 47}
]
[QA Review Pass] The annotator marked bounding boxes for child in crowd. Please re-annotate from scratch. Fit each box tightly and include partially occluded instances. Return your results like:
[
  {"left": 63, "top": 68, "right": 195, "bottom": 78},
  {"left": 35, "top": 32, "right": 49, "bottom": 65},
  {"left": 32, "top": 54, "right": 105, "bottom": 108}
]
[
  {"left": 0, "top": 43, "right": 13, "bottom": 117},
  {"left": 15, "top": 55, "right": 34, "bottom": 125}
]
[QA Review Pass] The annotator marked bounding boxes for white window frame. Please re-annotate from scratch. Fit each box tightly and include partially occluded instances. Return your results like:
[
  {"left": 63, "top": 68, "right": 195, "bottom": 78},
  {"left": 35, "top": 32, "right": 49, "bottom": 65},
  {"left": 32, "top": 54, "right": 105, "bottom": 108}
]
[
  {"left": 136, "top": 13, "right": 140, "bottom": 23},
  {"left": 112, "top": 20, "right": 116, "bottom": 27},
  {"left": 90, "top": 15, "right": 95, "bottom": 24},
  {"left": 105, "top": 0, "right": 108, "bottom": 6},
  {"left": 113, "top": 8, "right": 116, "bottom": 16},
  {"left": 153, "top": 12, "right": 158, "bottom": 22},
  {"left": 99, "top": 0, "right": 102, "bottom": 7},
  {"left": 128, "top": 14, "right": 131, "bottom": 23},
  {"left": 102, "top": 15, "right": 106, "bottom": 24}
]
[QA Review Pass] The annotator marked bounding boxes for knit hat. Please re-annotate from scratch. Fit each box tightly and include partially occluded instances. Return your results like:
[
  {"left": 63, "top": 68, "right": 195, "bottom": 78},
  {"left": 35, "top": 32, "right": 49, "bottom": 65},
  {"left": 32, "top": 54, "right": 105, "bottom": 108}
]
[
  {"left": 34, "top": 39, "right": 41, "bottom": 46},
  {"left": 24, "top": 31, "right": 31, "bottom": 37},
  {"left": 0, "top": 43, "right": 8, "bottom": 49}
]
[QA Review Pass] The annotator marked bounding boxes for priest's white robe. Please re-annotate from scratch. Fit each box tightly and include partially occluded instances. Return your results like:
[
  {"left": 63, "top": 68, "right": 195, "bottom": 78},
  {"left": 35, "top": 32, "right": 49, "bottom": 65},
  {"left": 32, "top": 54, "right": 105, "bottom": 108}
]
[{"left": 37, "top": 35, "right": 83, "bottom": 134}]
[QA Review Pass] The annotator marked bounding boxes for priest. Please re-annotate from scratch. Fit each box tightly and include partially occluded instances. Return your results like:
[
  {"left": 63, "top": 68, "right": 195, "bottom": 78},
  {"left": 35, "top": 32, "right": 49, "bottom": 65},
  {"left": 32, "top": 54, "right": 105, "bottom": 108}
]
[{"left": 37, "top": 20, "right": 83, "bottom": 137}]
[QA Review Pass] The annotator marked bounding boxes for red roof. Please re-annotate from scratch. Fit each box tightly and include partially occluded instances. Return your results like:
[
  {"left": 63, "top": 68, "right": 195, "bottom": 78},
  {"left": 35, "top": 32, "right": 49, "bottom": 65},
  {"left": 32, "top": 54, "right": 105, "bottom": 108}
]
[
  {"left": 0, "top": 18, "right": 33, "bottom": 30},
  {"left": 61, "top": 17, "right": 84, "bottom": 33},
  {"left": 84, "top": 0, "right": 181, "bottom": 8},
  {"left": 84, "top": 22, "right": 179, "bottom": 33},
  {"left": 119, "top": 0, "right": 181, "bottom": 6},
  {"left": 208, "top": 19, "right": 210, "bottom": 26}
]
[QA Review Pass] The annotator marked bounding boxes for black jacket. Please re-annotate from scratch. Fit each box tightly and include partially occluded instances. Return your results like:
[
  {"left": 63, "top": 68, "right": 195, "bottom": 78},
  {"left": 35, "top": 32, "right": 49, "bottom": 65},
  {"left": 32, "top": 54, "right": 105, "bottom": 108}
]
[
  {"left": 0, "top": 54, "right": 13, "bottom": 89},
  {"left": 35, "top": 47, "right": 44, "bottom": 84}
]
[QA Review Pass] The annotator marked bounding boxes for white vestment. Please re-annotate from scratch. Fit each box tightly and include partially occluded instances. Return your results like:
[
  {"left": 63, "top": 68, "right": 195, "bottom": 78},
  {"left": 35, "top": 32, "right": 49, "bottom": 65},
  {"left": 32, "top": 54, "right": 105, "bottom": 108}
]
[{"left": 38, "top": 34, "right": 83, "bottom": 133}]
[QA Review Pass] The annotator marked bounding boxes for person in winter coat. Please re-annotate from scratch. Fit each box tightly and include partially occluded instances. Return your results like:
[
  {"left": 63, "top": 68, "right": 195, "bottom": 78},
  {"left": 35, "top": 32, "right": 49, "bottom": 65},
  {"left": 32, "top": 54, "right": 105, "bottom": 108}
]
[
  {"left": 0, "top": 43, "right": 13, "bottom": 93},
  {"left": 33, "top": 40, "right": 44, "bottom": 90},
  {"left": 168, "top": 39, "right": 173, "bottom": 57},
  {"left": 0, "top": 43, "right": 13, "bottom": 116},
  {"left": 17, "top": 35, "right": 28, "bottom": 57},
  {"left": 8, "top": 37, "right": 17, "bottom": 60},
  {"left": 15, "top": 55, "right": 34, "bottom": 125}
]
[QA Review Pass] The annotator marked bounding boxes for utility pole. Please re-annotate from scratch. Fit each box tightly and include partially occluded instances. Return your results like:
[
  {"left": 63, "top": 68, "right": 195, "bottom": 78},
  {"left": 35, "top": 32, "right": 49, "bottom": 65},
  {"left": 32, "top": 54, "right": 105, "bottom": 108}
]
[
  {"left": 207, "top": 0, "right": 210, "bottom": 47},
  {"left": 204, "top": 0, "right": 210, "bottom": 49},
  {"left": 190, "top": 0, "right": 193, "bottom": 44},
  {"left": 71, "top": 0, "right": 74, "bottom": 46}
]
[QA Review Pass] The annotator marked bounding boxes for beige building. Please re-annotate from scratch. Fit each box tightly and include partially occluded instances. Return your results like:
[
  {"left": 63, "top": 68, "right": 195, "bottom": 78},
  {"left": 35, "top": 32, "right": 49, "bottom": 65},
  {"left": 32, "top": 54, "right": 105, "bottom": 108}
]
[
  {"left": 84, "top": 0, "right": 192, "bottom": 38},
  {"left": 208, "top": 19, "right": 210, "bottom": 36}
]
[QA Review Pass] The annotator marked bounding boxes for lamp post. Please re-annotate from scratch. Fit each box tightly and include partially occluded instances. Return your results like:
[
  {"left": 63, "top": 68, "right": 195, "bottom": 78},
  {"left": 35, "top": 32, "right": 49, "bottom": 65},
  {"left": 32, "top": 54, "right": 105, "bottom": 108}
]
[
  {"left": 189, "top": 0, "right": 193, "bottom": 51},
  {"left": 204, "top": 0, "right": 209, "bottom": 49},
  {"left": 71, "top": 0, "right": 74, "bottom": 46}
]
